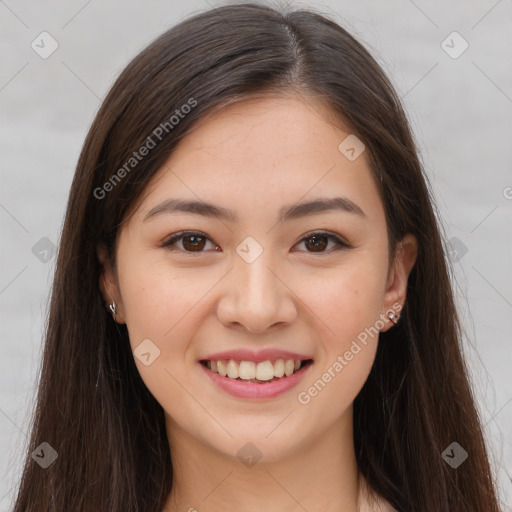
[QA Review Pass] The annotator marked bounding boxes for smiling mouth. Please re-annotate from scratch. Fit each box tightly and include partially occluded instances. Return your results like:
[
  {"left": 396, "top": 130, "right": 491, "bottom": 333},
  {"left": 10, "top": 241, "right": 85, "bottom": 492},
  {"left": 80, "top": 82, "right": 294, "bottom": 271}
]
[{"left": 200, "top": 358, "right": 314, "bottom": 383}]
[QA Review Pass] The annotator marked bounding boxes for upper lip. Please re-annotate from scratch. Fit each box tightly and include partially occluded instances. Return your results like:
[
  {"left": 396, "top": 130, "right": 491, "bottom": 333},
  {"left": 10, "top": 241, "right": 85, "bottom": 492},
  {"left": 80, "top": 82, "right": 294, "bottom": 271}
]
[{"left": 200, "top": 349, "right": 313, "bottom": 363}]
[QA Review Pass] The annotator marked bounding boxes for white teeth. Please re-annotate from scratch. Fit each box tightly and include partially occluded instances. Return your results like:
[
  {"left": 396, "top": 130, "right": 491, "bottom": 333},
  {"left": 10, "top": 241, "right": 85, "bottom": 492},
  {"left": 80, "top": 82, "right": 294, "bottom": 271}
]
[
  {"left": 238, "top": 361, "right": 256, "bottom": 379},
  {"left": 217, "top": 360, "right": 227, "bottom": 377},
  {"left": 227, "top": 359, "right": 239, "bottom": 379},
  {"left": 255, "top": 361, "right": 275, "bottom": 381},
  {"left": 274, "top": 359, "right": 285, "bottom": 378},
  {"left": 205, "top": 358, "right": 308, "bottom": 381}
]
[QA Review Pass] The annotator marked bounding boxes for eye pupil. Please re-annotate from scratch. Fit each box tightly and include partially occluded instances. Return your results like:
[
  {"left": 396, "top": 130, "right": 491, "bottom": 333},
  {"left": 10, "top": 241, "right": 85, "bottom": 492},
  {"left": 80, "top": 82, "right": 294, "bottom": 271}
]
[
  {"left": 183, "top": 235, "right": 205, "bottom": 251},
  {"left": 306, "top": 235, "right": 328, "bottom": 252}
]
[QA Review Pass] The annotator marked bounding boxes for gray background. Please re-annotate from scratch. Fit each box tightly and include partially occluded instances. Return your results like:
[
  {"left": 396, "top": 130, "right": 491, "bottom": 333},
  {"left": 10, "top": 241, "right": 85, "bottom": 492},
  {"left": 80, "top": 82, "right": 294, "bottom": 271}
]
[{"left": 1, "top": 0, "right": 511, "bottom": 509}]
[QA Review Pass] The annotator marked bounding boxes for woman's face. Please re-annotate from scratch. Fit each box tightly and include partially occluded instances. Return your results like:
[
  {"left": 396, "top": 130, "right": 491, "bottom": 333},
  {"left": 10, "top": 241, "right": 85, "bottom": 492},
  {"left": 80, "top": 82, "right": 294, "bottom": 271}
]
[{"left": 100, "top": 94, "right": 416, "bottom": 462}]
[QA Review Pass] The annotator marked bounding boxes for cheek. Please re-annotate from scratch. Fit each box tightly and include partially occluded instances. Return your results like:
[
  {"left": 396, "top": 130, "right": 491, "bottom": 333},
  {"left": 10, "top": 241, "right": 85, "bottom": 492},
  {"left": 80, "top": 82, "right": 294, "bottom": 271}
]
[
  {"left": 293, "top": 257, "right": 385, "bottom": 413},
  {"left": 116, "top": 254, "right": 226, "bottom": 391},
  {"left": 301, "top": 255, "right": 386, "bottom": 346},
  {"left": 118, "top": 256, "right": 208, "bottom": 344},
  {"left": 116, "top": 260, "right": 205, "bottom": 412}
]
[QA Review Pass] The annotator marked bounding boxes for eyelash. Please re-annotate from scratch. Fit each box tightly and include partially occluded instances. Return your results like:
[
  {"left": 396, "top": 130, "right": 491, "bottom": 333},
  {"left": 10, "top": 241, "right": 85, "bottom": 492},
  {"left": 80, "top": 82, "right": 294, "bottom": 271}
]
[{"left": 160, "top": 230, "right": 352, "bottom": 255}]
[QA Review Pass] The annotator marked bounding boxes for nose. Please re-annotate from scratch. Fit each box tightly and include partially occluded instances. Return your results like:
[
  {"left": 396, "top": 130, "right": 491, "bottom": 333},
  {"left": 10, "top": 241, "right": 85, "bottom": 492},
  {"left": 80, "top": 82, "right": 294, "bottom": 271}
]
[{"left": 216, "top": 251, "right": 298, "bottom": 334}]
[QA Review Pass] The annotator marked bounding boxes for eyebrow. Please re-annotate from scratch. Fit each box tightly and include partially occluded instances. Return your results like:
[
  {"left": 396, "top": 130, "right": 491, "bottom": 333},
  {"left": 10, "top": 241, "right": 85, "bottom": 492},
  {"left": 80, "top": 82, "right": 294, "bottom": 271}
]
[{"left": 143, "top": 196, "right": 365, "bottom": 223}]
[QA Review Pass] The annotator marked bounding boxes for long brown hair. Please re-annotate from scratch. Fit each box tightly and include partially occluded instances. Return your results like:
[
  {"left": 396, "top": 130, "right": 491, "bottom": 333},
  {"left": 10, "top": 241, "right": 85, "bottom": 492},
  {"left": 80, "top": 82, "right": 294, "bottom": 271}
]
[{"left": 13, "top": 3, "right": 500, "bottom": 511}]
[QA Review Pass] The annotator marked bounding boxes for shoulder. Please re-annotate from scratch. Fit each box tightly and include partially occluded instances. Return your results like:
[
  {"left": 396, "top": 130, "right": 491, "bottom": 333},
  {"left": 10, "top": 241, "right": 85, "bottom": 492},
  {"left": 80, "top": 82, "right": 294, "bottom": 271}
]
[
  {"left": 358, "top": 494, "right": 399, "bottom": 512},
  {"left": 363, "top": 498, "right": 398, "bottom": 512},
  {"left": 379, "top": 501, "right": 398, "bottom": 512},
  {"left": 357, "top": 474, "right": 400, "bottom": 512},
  {"left": 370, "top": 497, "right": 398, "bottom": 512}
]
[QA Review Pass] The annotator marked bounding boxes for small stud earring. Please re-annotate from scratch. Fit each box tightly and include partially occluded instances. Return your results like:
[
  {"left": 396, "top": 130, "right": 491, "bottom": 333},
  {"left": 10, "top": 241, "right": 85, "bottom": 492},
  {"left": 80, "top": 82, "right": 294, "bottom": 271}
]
[
  {"left": 109, "top": 301, "right": 117, "bottom": 318},
  {"left": 387, "top": 311, "right": 400, "bottom": 325}
]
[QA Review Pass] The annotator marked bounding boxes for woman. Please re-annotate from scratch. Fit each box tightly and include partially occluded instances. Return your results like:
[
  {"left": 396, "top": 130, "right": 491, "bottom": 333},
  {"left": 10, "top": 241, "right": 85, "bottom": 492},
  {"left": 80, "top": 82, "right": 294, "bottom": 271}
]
[{"left": 13, "top": 3, "right": 500, "bottom": 511}]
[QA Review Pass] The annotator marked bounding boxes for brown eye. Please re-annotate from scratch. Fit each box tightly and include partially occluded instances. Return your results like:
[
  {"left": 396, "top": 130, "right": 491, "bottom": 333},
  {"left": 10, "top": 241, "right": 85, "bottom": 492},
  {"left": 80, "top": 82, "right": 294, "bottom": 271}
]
[
  {"left": 304, "top": 234, "right": 329, "bottom": 252},
  {"left": 182, "top": 234, "right": 206, "bottom": 251},
  {"left": 295, "top": 232, "right": 350, "bottom": 253},
  {"left": 161, "top": 231, "right": 219, "bottom": 253}
]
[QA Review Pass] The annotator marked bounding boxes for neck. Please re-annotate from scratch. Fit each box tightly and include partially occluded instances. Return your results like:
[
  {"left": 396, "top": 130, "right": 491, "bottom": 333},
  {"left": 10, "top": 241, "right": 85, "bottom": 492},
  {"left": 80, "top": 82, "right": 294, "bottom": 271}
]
[{"left": 162, "top": 408, "right": 371, "bottom": 512}]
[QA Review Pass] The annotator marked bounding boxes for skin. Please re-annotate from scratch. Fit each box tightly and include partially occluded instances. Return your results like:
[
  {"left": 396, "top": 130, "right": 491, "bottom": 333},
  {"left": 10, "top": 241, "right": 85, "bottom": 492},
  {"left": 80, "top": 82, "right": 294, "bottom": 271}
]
[{"left": 98, "top": 94, "right": 417, "bottom": 512}]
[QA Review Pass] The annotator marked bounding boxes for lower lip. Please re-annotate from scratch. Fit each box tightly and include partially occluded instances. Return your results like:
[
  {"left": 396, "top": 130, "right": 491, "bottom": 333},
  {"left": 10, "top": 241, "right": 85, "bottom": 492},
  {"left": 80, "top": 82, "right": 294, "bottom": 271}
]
[{"left": 199, "top": 361, "right": 313, "bottom": 399}]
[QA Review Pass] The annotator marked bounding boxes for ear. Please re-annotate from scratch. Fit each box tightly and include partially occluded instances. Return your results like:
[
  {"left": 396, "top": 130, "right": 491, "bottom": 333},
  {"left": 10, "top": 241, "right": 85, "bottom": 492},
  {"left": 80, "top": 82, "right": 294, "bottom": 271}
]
[
  {"left": 380, "top": 233, "right": 417, "bottom": 332},
  {"left": 97, "top": 244, "right": 125, "bottom": 324}
]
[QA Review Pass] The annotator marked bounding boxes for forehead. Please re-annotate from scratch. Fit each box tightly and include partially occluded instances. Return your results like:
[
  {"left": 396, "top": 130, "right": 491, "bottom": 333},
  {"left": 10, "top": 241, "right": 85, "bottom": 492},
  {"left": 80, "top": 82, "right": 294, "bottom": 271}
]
[{"left": 133, "top": 94, "right": 384, "bottom": 225}]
